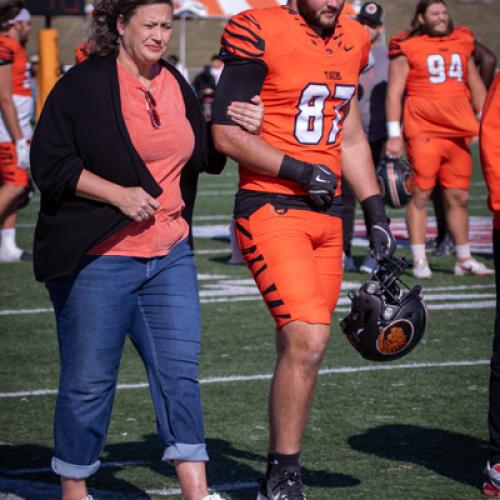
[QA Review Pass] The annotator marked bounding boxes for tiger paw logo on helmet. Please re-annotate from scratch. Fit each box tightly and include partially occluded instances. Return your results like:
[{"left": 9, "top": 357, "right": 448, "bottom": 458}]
[
  {"left": 376, "top": 156, "right": 415, "bottom": 209},
  {"left": 340, "top": 255, "right": 427, "bottom": 362},
  {"left": 376, "top": 319, "right": 414, "bottom": 356}
]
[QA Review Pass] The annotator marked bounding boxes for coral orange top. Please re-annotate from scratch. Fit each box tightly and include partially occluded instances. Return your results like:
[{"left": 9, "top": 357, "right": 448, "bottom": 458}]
[
  {"left": 389, "top": 26, "right": 478, "bottom": 138},
  {"left": 480, "top": 72, "right": 500, "bottom": 230},
  {"left": 88, "top": 62, "right": 194, "bottom": 257}
]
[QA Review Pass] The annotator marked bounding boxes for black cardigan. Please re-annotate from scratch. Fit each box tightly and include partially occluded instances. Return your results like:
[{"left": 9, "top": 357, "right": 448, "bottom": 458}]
[{"left": 31, "top": 54, "right": 225, "bottom": 282}]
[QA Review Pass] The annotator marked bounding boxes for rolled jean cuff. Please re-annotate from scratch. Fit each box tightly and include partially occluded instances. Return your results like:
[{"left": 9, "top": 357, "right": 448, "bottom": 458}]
[
  {"left": 162, "top": 443, "right": 208, "bottom": 464},
  {"left": 51, "top": 456, "right": 100, "bottom": 479}
]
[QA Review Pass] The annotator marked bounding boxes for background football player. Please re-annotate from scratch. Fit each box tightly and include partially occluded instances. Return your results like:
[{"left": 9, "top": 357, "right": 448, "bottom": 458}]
[
  {"left": 342, "top": 1, "right": 388, "bottom": 274},
  {"left": 428, "top": 39, "right": 497, "bottom": 258},
  {"left": 385, "top": 0, "right": 492, "bottom": 279},
  {"left": 0, "top": 0, "right": 32, "bottom": 262},
  {"left": 480, "top": 70, "right": 500, "bottom": 498},
  {"left": 212, "top": 0, "right": 395, "bottom": 498}
]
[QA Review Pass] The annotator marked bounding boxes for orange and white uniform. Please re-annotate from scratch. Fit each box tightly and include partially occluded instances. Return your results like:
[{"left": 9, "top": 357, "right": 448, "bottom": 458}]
[
  {"left": 0, "top": 34, "right": 33, "bottom": 186},
  {"left": 480, "top": 72, "right": 500, "bottom": 230},
  {"left": 389, "top": 27, "right": 478, "bottom": 190},
  {"left": 217, "top": 7, "right": 370, "bottom": 327}
]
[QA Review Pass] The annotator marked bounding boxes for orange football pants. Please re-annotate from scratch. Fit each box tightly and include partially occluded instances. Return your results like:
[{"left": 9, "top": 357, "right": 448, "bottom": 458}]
[
  {"left": 235, "top": 204, "right": 343, "bottom": 329},
  {"left": 406, "top": 136, "right": 472, "bottom": 191},
  {"left": 0, "top": 141, "right": 29, "bottom": 187}
]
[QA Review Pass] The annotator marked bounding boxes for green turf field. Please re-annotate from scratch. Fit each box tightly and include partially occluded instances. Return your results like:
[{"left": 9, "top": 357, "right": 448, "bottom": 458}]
[{"left": 0, "top": 146, "right": 497, "bottom": 499}]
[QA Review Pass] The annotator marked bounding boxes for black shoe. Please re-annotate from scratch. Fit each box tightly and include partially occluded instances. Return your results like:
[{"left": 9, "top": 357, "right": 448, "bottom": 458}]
[
  {"left": 432, "top": 234, "right": 454, "bottom": 257},
  {"left": 425, "top": 236, "right": 438, "bottom": 251},
  {"left": 20, "top": 251, "right": 32, "bottom": 261},
  {"left": 257, "top": 467, "right": 307, "bottom": 500}
]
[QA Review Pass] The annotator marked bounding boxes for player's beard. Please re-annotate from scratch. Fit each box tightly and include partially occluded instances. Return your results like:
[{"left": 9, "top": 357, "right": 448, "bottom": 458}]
[
  {"left": 14, "top": 24, "right": 29, "bottom": 46},
  {"left": 296, "top": 0, "right": 344, "bottom": 36},
  {"left": 423, "top": 18, "right": 453, "bottom": 37}
]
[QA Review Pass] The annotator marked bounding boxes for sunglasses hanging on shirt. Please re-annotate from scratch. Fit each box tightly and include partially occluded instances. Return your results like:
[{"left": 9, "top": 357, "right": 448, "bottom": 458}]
[{"left": 142, "top": 89, "right": 161, "bottom": 129}]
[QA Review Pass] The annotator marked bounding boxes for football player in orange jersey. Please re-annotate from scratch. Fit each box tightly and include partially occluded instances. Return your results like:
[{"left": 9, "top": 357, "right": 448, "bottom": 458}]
[
  {"left": 385, "top": 0, "right": 493, "bottom": 279},
  {"left": 480, "top": 71, "right": 500, "bottom": 498},
  {"left": 426, "top": 39, "right": 497, "bottom": 260},
  {"left": 0, "top": 0, "right": 32, "bottom": 262},
  {"left": 212, "top": 1, "right": 396, "bottom": 498}
]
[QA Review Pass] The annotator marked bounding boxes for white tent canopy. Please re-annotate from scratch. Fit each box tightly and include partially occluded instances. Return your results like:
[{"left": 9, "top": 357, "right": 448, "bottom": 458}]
[
  {"left": 174, "top": 0, "right": 287, "bottom": 19},
  {"left": 173, "top": 0, "right": 288, "bottom": 71}
]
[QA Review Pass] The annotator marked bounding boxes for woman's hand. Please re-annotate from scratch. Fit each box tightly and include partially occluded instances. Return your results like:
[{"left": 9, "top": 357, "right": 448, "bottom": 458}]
[
  {"left": 226, "top": 95, "right": 264, "bottom": 135},
  {"left": 114, "top": 186, "right": 160, "bottom": 223}
]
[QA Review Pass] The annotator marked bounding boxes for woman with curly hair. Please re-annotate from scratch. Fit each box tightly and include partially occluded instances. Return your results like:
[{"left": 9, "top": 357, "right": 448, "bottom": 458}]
[{"left": 30, "top": 1, "right": 263, "bottom": 498}]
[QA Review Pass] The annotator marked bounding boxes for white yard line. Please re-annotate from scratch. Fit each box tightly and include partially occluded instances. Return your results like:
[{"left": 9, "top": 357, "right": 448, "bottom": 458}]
[
  {"left": 193, "top": 215, "right": 232, "bottom": 221},
  {"left": 0, "top": 276, "right": 497, "bottom": 317},
  {"left": 196, "top": 190, "right": 236, "bottom": 196},
  {"left": 194, "top": 249, "right": 230, "bottom": 255},
  {"left": 0, "top": 359, "right": 490, "bottom": 400},
  {"left": 0, "top": 477, "right": 257, "bottom": 498},
  {"left": 0, "top": 297, "right": 496, "bottom": 317}
]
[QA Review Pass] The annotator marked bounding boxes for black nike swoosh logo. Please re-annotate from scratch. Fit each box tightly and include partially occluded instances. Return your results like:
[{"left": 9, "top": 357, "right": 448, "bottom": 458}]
[{"left": 344, "top": 45, "right": 354, "bottom": 52}]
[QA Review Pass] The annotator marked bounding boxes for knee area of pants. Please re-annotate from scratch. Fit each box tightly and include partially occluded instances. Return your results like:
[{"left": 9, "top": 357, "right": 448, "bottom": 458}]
[{"left": 60, "top": 379, "right": 114, "bottom": 401}]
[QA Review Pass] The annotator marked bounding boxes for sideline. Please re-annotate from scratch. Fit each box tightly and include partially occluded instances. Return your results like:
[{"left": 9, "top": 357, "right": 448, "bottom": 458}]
[{"left": 0, "top": 359, "right": 490, "bottom": 400}]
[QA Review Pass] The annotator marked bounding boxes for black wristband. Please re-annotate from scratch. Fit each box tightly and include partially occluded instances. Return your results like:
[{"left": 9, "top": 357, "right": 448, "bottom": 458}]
[
  {"left": 361, "top": 194, "right": 388, "bottom": 231},
  {"left": 278, "top": 155, "right": 310, "bottom": 185}
]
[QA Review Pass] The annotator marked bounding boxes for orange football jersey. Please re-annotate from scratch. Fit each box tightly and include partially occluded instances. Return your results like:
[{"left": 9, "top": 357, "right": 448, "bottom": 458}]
[
  {"left": 0, "top": 35, "right": 31, "bottom": 97},
  {"left": 480, "top": 72, "right": 500, "bottom": 229},
  {"left": 342, "top": 2, "right": 356, "bottom": 17},
  {"left": 389, "top": 26, "right": 478, "bottom": 138},
  {"left": 220, "top": 6, "right": 370, "bottom": 196}
]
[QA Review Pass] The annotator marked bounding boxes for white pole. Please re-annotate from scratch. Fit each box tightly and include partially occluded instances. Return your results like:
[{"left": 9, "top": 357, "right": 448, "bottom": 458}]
[{"left": 179, "top": 13, "right": 187, "bottom": 70}]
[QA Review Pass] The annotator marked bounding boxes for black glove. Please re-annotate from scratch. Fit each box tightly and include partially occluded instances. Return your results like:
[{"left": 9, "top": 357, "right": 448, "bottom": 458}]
[
  {"left": 278, "top": 155, "right": 338, "bottom": 210},
  {"left": 361, "top": 194, "right": 397, "bottom": 261}
]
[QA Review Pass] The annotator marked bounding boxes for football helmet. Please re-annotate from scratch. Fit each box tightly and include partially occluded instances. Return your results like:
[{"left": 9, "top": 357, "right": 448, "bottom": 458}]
[
  {"left": 376, "top": 156, "right": 415, "bottom": 208},
  {"left": 340, "top": 255, "right": 427, "bottom": 362}
]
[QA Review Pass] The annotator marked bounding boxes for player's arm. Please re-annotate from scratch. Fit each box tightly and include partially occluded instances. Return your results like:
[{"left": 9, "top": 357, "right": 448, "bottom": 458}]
[
  {"left": 211, "top": 61, "right": 284, "bottom": 176},
  {"left": 0, "top": 63, "right": 23, "bottom": 141},
  {"left": 341, "top": 96, "right": 379, "bottom": 201},
  {"left": 212, "top": 12, "right": 284, "bottom": 174},
  {"left": 385, "top": 55, "right": 409, "bottom": 158},
  {"left": 342, "top": 96, "right": 397, "bottom": 260},
  {"left": 467, "top": 56, "right": 487, "bottom": 115},
  {"left": 474, "top": 41, "right": 497, "bottom": 89}
]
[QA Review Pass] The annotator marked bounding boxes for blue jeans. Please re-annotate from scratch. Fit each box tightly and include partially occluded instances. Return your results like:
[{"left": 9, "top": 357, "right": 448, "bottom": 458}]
[{"left": 46, "top": 238, "right": 207, "bottom": 479}]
